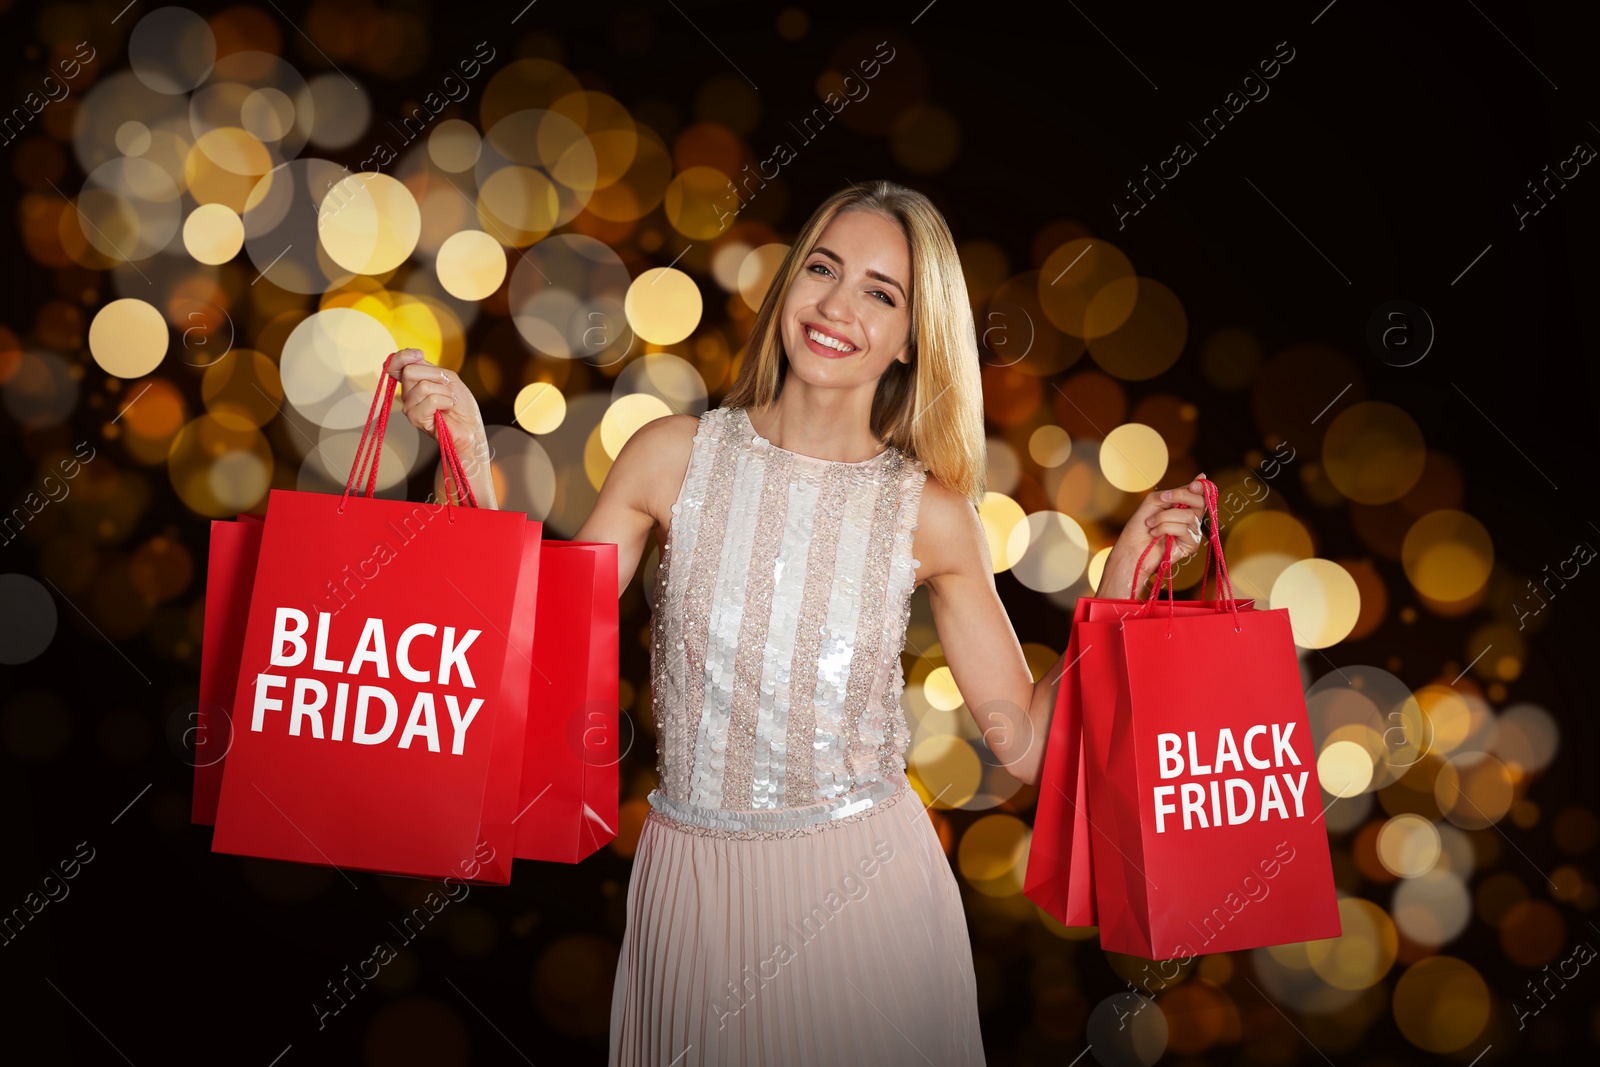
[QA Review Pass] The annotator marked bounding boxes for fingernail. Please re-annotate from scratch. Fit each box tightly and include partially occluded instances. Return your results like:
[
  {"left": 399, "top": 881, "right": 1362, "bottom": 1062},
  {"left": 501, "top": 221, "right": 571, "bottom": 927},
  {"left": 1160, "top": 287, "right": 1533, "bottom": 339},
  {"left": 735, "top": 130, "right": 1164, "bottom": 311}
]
[{"left": 1160, "top": 491, "right": 1172, "bottom": 501}]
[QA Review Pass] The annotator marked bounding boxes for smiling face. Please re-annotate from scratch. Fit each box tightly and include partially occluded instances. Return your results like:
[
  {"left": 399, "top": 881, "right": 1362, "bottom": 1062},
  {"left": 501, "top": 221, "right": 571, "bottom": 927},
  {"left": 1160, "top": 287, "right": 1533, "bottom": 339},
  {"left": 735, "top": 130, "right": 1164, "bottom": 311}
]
[{"left": 779, "top": 208, "right": 913, "bottom": 389}]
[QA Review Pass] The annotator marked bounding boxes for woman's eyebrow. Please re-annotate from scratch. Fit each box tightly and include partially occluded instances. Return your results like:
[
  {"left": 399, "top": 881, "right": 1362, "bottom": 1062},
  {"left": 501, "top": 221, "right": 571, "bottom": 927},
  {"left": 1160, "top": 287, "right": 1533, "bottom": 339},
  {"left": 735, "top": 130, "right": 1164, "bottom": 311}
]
[{"left": 811, "top": 245, "right": 907, "bottom": 299}]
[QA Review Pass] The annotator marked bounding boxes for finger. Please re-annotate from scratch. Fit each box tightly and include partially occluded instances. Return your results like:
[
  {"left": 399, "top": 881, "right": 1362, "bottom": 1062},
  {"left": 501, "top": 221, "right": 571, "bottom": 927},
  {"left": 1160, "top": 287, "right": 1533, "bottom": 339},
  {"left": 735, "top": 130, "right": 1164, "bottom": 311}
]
[
  {"left": 1150, "top": 519, "right": 1202, "bottom": 544},
  {"left": 400, "top": 360, "right": 447, "bottom": 386},
  {"left": 1145, "top": 506, "right": 1203, "bottom": 529},
  {"left": 1157, "top": 486, "right": 1208, "bottom": 511},
  {"left": 404, "top": 392, "right": 456, "bottom": 429},
  {"left": 387, "top": 348, "right": 428, "bottom": 380}
]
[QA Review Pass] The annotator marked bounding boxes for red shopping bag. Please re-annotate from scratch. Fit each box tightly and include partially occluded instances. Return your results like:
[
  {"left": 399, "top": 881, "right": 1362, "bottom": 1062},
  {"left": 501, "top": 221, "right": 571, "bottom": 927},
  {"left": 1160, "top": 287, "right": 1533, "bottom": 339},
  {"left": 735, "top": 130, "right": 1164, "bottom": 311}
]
[
  {"left": 1025, "top": 590, "right": 1250, "bottom": 928},
  {"left": 192, "top": 513, "right": 263, "bottom": 825},
  {"left": 516, "top": 540, "right": 620, "bottom": 862},
  {"left": 211, "top": 357, "right": 540, "bottom": 884},
  {"left": 1082, "top": 484, "right": 1341, "bottom": 959}
]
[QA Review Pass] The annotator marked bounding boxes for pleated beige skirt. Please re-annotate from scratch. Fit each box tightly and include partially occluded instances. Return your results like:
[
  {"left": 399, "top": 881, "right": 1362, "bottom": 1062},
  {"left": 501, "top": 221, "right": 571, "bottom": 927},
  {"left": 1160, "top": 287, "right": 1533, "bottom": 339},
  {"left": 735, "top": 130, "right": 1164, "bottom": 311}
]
[{"left": 608, "top": 782, "right": 987, "bottom": 1066}]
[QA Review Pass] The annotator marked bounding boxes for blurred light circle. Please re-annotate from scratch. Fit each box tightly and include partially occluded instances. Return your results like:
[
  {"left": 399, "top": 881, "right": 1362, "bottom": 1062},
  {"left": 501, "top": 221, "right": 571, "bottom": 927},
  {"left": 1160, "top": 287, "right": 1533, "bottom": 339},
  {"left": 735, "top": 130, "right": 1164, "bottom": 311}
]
[
  {"left": 1085, "top": 992, "right": 1167, "bottom": 1067},
  {"left": 1392, "top": 956, "right": 1488, "bottom": 1052},
  {"left": 1400, "top": 509, "right": 1494, "bottom": 603},
  {"left": 1029, "top": 425, "right": 1072, "bottom": 468},
  {"left": 90, "top": 299, "right": 168, "bottom": 378},
  {"left": 1269, "top": 558, "right": 1360, "bottom": 649},
  {"left": 1036, "top": 239, "right": 1134, "bottom": 338},
  {"left": 625, "top": 268, "right": 702, "bottom": 344},
  {"left": 600, "top": 394, "right": 672, "bottom": 458},
  {"left": 508, "top": 234, "right": 633, "bottom": 361},
  {"left": 116, "top": 121, "right": 152, "bottom": 156},
  {"left": 0, "top": 575, "right": 58, "bottom": 664},
  {"left": 129, "top": 6, "right": 216, "bottom": 94},
  {"left": 1086, "top": 278, "right": 1187, "bottom": 380},
  {"left": 1435, "top": 752, "right": 1514, "bottom": 829},
  {"left": 1008, "top": 511, "right": 1089, "bottom": 593},
  {"left": 476, "top": 109, "right": 597, "bottom": 236},
  {"left": 977, "top": 493, "right": 1027, "bottom": 573},
  {"left": 2, "top": 352, "right": 78, "bottom": 429},
  {"left": 202, "top": 350, "right": 282, "bottom": 431},
  {"left": 429, "top": 119, "right": 482, "bottom": 172},
  {"left": 1377, "top": 813, "right": 1442, "bottom": 878},
  {"left": 242, "top": 159, "right": 358, "bottom": 293},
  {"left": 1392, "top": 869, "right": 1471, "bottom": 946},
  {"left": 169, "top": 416, "right": 274, "bottom": 517},
  {"left": 711, "top": 240, "right": 752, "bottom": 292},
  {"left": 738, "top": 243, "right": 791, "bottom": 313},
  {"left": 183, "top": 203, "right": 245, "bottom": 265},
  {"left": 909, "top": 734, "right": 981, "bottom": 808},
  {"left": 664, "top": 165, "right": 735, "bottom": 240},
  {"left": 1322, "top": 401, "right": 1427, "bottom": 504},
  {"left": 318, "top": 172, "right": 422, "bottom": 275},
  {"left": 889, "top": 103, "right": 960, "bottom": 174},
  {"left": 279, "top": 308, "right": 397, "bottom": 427},
  {"left": 613, "top": 352, "right": 708, "bottom": 415},
  {"left": 1492, "top": 703, "right": 1558, "bottom": 773},
  {"left": 79, "top": 156, "right": 182, "bottom": 260},
  {"left": 1087, "top": 546, "right": 1113, "bottom": 592},
  {"left": 1305, "top": 897, "right": 1398, "bottom": 990},
  {"left": 985, "top": 438, "right": 1020, "bottom": 496},
  {"left": 485, "top": 425, "right": 557, "bottom": 519},
  {"left": 313, "top": 421, "right": 417, "bottom": 492},
  {"left": 514, "top": 383, "right": 567, "bottom": 434},
  {"left": 923, "top": 666, "right": 963, "bottom": 711},
  {"left": 957, "top": 813, "right": 1029, "bottom": 896},
  {"left": 297, "top": 73, "right": 369, "bottom": 149},
  {"left": 1317, "top": 740, "right": 1375, "bottom": 799},
  {"left": 435, "top": 231, "right": 507, "bottom": 301},
  {"left": 1049, "top": 440, "right": 1124, "bottom": 521},
  {"left": 1498, "top": 899, "right": 1566, "bottom": 967},
  {"left": 1099, "top": 423, "right": 1168, "bottom": 492},
  {"left": 1306, "top": 665, "right": 1425, "bottom": 792}
]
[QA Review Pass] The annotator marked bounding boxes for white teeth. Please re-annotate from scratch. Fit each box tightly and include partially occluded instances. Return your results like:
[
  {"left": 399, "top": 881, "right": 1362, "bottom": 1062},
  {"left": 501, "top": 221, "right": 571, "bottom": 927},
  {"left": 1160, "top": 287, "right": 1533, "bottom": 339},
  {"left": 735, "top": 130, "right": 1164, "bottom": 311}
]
[{"left": 806, "top": 327, "right": 855, "bottom": 352}]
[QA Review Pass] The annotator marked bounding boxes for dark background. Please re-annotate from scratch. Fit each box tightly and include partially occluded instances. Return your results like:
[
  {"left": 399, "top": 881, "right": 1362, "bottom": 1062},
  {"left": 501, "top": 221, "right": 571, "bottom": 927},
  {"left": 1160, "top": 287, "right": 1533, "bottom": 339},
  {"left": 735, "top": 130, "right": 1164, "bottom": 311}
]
[{"left": 1, "top": 0, "right": 1594, "bottom": 1063}]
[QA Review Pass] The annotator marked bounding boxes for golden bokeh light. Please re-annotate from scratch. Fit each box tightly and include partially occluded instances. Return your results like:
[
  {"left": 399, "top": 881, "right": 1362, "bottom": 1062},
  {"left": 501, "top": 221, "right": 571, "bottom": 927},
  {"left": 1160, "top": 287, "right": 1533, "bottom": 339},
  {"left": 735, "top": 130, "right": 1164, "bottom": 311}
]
[
  {"left": 1401, "top": 509, "right": 1493, "bottom": 603},
  {"left": 909, "top": 734, "right": 982, "bottom": 809},
  {"left": 1085, "top": 278, "right": 1187, "bottom": 380},
  {"left": 1435, "top": 752, "right": 1514, "bottom": 830},
  {"left": 922, "top": 666, "right": 964, "bottom": 711},
  {"left": 664, "top": 166, "right": 735, "bottom": 241},
  {"left": 435, "top": 230, "right": 508, "bottom": 301},
  {"left": 89, "top": 299, "right": 168, "bottom": 378},
  {"left": 599, "top": 393, "right": 672, "bottom": 458},
  {"left": 1028, "top": 425, "right": 1072, "bottom": 468},
  {"left": 1305, "top": 898, "right": 1398, "bottom": 990},
  {"left": 1376, "top": 814, "right": 1442, "bottom": 878},
  {"left": 1098, "top": 422, "right": 1168, "bottom": 492},
  {"left": 514, "top": 383, "right": 567, "bottom": 434},
  {"left": 1392, "top": 957, "right": 1488, "bottom": 1052},
  {"left": 182, "top": 203, "right": 244, "bottom": 264},
  {"left": 1087, "top": 546, "right": 1113, "bottom": 592},
  {"left": 625, "top": 268, "right": 702, "bottom": 345},
  {"left": 318, "top": 172, "right": 422, "bottom": 276},
  {"left": 428, "top": 119, "right": 483, "bottom": 173},
  {"left": 1269, "top": 558, "right": 1360, "bottom": 648},
  {"left": 1317, "top": 740, "right": 1375, "bottom": 799},
  {"left": 1036, "top": 238, "right": 1134, "bottom": 338},
  {"left": 977, "top": 492, "right": 1027, "bottom": 573},
  {"left": 957, "top": 814, "right": 1030, "bottom": 897},
  {"left": 1322, "top": 402, "right": 1427, "bottom": 504},
  {"left": 737, "top": 244, "right": 790, "bottom": 313},
  {"left": 1007, "top": 511, "right": 1090, "bottom": 593}
]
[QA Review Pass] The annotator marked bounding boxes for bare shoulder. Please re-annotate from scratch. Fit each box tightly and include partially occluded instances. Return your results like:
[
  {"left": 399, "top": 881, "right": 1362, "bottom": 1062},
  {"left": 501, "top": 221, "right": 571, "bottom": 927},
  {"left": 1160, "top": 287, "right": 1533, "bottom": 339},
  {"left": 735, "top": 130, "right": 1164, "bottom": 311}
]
[
  {"left": 608, "top": 412, "right": 702, "bottom": 531},
  {"left": 911, "top": 474, "right": 988, "bottom": 588}
]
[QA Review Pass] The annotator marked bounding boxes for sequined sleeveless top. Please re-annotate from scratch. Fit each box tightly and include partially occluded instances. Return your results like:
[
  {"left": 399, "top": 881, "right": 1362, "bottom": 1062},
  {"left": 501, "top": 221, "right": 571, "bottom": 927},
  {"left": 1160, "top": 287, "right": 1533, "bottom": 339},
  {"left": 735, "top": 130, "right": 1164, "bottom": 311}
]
[{"left": 645, "top": 405, "right": 928, "bottom": 838}]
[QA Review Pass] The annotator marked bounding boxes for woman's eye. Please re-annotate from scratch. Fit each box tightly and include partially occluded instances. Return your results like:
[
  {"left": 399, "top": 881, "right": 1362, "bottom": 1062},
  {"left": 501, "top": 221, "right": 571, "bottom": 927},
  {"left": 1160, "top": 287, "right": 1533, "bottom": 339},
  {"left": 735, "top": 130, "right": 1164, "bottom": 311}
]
[
  {"left": 870, "top": 290, "right": 894, "bottom": 306},
  {"left": 808, "top": 262, "right": 834, "bottom": 277}
]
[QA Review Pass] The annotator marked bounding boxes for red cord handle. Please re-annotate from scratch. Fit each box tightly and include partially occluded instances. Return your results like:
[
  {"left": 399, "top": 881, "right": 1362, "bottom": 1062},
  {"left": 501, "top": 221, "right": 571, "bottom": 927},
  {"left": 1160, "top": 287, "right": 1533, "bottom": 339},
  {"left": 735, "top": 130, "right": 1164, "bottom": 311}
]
[
  {"left": 1126, "top": 477, "right": 1241, "bottom": 631},
  {"left": 339, "top": 352, "right": 478, "bottom": 515}
]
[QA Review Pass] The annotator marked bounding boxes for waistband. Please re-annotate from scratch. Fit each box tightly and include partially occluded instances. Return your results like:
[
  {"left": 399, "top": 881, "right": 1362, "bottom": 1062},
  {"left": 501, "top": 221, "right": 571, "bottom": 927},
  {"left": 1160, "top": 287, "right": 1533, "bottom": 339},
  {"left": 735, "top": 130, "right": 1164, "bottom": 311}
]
[{"left": 645, "top": 777, "right": 909, "bottom": 840}]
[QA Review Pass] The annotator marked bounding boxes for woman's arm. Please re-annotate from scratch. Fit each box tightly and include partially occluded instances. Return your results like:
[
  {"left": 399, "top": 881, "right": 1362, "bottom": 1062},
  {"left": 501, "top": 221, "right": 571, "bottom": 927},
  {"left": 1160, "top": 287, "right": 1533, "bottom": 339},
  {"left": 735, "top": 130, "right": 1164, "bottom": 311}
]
[
  {"left": 920, "top": 477, "right": 1210, "bottom": 787},
  {"left": 388, "top": 348, "right": 698, "bottom": 594}
]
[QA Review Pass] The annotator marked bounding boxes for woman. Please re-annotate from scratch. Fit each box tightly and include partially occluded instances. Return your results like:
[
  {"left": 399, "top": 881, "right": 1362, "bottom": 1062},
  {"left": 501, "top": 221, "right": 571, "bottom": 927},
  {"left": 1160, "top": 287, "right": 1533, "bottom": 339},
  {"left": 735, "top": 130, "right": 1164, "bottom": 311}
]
[{"left": 388, "top": 180, "right": 1208, "bottom": 1065}]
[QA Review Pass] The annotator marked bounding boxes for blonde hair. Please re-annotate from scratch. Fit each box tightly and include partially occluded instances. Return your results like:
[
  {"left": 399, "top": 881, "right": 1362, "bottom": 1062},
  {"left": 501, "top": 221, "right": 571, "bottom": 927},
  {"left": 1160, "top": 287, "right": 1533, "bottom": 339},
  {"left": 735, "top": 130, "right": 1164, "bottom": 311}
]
[{"left": 722, "top": 180, "right": 987, "bottom": 508}]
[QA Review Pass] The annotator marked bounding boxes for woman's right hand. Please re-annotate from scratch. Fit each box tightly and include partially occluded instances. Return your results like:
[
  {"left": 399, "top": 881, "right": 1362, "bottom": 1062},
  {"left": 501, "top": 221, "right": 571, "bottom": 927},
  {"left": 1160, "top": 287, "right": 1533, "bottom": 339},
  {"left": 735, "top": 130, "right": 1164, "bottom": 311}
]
[{"left": 385, "top": 348, "right": 499, "bottom": 509}]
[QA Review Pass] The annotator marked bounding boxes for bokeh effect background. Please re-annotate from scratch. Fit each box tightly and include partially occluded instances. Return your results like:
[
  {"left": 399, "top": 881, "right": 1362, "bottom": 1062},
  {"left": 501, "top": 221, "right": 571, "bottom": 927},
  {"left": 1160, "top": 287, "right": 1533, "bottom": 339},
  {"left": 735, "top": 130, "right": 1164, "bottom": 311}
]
[{"left": 1, "top": 0, "right": 1595, "bottom": 1063}]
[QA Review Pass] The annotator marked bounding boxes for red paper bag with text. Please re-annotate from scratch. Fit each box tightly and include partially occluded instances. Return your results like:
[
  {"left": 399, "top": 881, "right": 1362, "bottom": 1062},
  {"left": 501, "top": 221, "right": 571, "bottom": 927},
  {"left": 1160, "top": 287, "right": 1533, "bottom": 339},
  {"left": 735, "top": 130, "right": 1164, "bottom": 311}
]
[
  {"left": 1025, "top": 593, "right": 1250, "bottom": 928},
  {"left": 515, "top": 540, "right": 620, "bottom": 863},
  {"left": 211, "top": 358, "right": 539, "bottom": 884},
  {"left": 1083, "top": 487, "right": 1341, "bottom": 958},
  {"left": 192, "top": 513, "right": 263, "bottom": 825}
]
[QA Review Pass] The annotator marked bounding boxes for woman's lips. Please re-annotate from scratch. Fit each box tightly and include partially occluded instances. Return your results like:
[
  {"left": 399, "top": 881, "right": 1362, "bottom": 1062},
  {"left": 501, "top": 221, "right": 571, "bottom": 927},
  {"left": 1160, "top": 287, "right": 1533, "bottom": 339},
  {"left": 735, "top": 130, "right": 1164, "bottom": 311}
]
[{"left": 801, "top": 324, "right": 858, "bottom": 359}]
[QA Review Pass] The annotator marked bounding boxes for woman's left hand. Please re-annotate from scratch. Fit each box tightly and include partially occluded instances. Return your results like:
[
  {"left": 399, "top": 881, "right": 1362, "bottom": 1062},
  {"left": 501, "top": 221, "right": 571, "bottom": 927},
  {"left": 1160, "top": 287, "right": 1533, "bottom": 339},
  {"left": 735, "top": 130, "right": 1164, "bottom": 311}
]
[{"left": 1099, "top": 475, "right": 1212, "bottom": 599}]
